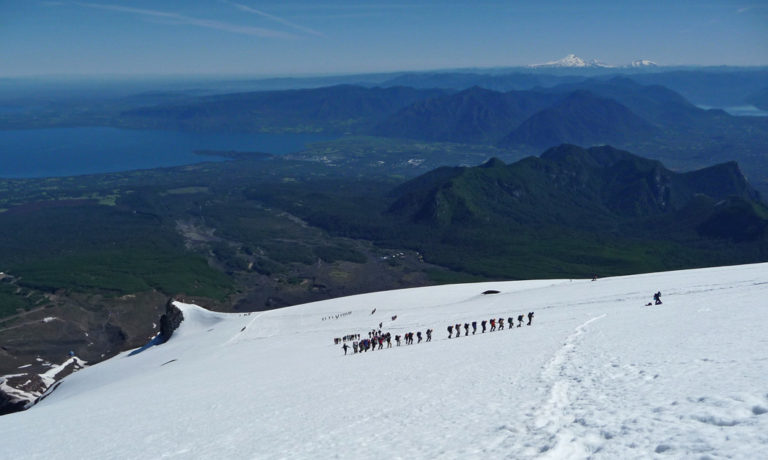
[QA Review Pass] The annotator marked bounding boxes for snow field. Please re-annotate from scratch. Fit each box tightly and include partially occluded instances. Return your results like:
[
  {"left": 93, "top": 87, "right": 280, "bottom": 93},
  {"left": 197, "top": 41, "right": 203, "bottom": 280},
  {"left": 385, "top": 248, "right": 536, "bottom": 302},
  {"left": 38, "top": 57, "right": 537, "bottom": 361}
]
[{"left": 0, "top": 264, "right": 767, "bottom": 459}]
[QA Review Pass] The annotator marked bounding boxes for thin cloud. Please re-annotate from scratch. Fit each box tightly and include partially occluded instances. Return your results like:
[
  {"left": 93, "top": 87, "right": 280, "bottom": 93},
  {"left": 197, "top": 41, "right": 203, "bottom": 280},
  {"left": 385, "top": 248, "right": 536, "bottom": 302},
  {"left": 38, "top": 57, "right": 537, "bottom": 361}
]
[
  {"left": 279, "top": 4, "right": 432, "bottom": 10},
  {"left": 72, "top": 2, "right": 296, "bottom": 38},
  {"left": 221, "top": 0, "right": 324, "bottom": 37},
  {"left": 737, "top": 5, "right": 768, "bottom": 14}
]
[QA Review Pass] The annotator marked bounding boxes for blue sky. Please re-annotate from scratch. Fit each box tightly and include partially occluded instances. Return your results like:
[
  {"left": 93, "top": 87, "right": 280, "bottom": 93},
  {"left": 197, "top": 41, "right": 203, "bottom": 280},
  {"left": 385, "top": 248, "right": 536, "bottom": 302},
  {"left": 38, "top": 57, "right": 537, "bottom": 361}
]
[{"left": 1, "top": 0, "right": 766, "bottom": 76}]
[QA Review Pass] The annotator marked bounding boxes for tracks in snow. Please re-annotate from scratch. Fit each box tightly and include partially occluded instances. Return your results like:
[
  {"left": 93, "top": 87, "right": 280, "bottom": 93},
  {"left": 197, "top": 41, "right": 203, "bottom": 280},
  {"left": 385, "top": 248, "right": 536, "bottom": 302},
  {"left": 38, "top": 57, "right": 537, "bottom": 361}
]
[
  {"left": 223, "top": 312, "right": 268, "bottom": 346},
  {"left": 506, "top": 314, "right": 606, "bottom": 458}
]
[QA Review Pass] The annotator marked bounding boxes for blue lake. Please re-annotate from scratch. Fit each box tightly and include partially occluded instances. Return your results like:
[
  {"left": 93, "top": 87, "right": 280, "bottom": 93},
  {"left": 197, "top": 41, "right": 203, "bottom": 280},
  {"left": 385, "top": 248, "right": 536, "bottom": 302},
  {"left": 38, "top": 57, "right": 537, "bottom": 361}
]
[{"left": 0, "top": 127, "right": 337, "bottom": 178}]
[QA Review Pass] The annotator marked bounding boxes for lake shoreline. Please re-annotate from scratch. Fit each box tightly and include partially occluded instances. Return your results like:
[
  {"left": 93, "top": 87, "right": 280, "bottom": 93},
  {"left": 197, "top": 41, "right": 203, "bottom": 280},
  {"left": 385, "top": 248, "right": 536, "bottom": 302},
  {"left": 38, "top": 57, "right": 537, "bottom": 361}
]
[{"left": 0, "top": 127, "right": 337, "bottom": 179}]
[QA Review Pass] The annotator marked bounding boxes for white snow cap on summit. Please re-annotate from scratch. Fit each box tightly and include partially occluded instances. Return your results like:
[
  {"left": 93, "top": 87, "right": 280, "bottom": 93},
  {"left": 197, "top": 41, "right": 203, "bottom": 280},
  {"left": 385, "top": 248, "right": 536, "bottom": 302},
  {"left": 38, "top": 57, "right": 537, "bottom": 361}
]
[
  {"left": 530, "top": 55, "right": 660, "bottom": 69},
  {"left": 630, "top": 59, "right": 659, "bottom": 67},
  {"left": 530, "top": 54, "right": 614, "bottom": 68}
]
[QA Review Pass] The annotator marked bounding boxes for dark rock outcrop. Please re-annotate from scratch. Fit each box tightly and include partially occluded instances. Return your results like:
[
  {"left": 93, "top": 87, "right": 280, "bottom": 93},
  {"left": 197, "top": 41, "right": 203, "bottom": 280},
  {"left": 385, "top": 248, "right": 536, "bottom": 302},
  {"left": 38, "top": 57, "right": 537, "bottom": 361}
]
[
  {"left": 158, "top": 299, "right": 184, "bottom": 344},
  {"left": 0, "top": 385, "right": 28, "bottom": 416}
]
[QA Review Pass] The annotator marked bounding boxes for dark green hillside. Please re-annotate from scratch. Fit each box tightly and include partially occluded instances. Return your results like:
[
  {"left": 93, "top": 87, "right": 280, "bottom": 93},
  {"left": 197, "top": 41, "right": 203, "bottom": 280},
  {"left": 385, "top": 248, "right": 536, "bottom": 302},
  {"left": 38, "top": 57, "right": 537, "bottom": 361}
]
[
  {"left": 119, "top": 85, "right": 447, "bottom": 134},
  {"left": 394, "top": 147, "right": 767, "bottom": 276},
  {"left": 0, "top": 199, "right": 232, "bottom": 299},
  {"left": 244, "top": 144, "right": 768, "bottom": 281},
  {"left": 390, "top": 145, "right": 763, "bottom": 227},
  {"left": 500, "top": 92, "right": 659, "bottom": 149}
]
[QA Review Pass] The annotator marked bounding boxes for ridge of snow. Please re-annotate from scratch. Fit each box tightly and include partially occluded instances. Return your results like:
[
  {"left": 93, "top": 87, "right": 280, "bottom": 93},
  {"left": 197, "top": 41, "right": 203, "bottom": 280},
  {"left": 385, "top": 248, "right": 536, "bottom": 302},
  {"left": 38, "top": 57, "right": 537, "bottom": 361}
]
[
  {"left": 39, "top": 357, "right": 85, "bottom": 387},
  {"left": 0, "top": 377, "right": 38, "bottom": 402},
  {"left": 1, "top": 263, "right": 767, "bottom": 458}
]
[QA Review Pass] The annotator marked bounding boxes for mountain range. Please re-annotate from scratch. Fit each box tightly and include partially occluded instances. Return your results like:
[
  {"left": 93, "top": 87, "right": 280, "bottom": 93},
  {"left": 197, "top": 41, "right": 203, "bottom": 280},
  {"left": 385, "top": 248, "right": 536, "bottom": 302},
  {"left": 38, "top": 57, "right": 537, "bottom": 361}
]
[
  {"left": 498, "top": 90, "right": 660, "bottom": 148},
  {"left": 119, "top": 85, "right": 447, "bottom": 133},
  {"left": 374, "top": 86, "right": 561, "bottom": 143},
  {"left": 529, "top": 54, "right": 658, "bottom": 68},
  {"left": 388, "top": 144, "right": 764, "bottom": 236}
]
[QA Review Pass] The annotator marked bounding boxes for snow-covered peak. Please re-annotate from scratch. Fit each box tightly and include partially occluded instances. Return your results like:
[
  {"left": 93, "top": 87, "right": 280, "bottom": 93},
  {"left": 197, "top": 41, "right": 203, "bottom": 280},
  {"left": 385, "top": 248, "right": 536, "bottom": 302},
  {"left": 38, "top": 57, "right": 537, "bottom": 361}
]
[
  {"left": 530, "top": 54, "right": 614, "bottom": 68},
  {"left": 528, "top": 55, "right": 661, "bottom": 69},
  {"left": 630, "top": 59, "right": 659, "bottom": 67},
  {"left": 587, "top": 58, "right": 614, "bottom": 68}
]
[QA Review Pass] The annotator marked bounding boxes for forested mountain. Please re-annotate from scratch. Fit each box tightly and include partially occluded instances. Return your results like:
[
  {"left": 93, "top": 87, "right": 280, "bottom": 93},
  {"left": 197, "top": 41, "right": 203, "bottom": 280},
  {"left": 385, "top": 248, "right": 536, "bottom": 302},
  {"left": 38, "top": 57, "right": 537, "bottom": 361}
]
[
  {"left": 499, "top": 91, "right": 659, "bottom": 149},
  {"left": 118, "top": 85, "right": 448, "bottom": 133},
  {"left": 374, "top": 86, "right": 560, "bottom": 143},
  {"left": 388, "top": 144, "right": 764, "bottom": 234}
]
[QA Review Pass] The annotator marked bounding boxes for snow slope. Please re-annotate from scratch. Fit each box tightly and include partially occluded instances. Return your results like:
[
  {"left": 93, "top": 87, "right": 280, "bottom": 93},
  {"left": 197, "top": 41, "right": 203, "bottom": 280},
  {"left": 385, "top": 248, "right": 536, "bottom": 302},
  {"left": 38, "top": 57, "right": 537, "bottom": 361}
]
[{"left": 1, "top": 264, "right": 767, "bottom": 459}]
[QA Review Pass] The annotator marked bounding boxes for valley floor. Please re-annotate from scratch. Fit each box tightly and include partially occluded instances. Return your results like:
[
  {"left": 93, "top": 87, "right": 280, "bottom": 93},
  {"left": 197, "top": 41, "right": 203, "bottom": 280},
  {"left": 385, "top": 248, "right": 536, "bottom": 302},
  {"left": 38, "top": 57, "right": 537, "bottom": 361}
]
[{"left": 1, "top": 264, "right": 767, "bottom": 459}]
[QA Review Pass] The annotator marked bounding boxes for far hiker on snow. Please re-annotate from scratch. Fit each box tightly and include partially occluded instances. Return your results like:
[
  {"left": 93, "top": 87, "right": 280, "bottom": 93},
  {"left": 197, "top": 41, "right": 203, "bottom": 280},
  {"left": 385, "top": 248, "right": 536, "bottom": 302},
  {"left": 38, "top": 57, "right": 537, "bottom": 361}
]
[
  {"left": 653, "top": 291, "right": 662, "bottom": 305},
  {"left": 527, "top": 312, "right": 534, "bottom": 326}
]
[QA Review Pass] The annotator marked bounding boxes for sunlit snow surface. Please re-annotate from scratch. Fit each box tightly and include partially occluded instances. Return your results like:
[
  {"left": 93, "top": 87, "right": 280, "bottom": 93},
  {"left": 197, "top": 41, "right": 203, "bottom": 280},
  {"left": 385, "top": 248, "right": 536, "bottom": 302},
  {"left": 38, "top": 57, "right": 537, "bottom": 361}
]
[{"left": 2, "top": 264, "right": 768, "bottom": 459}]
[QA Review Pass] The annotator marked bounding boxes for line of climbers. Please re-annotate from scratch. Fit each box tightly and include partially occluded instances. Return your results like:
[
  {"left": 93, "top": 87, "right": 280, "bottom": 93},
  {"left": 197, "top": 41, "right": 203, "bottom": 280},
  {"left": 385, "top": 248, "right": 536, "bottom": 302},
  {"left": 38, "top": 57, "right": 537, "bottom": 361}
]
[
  {"left": 448, "top": 312, "right": 533, "bottom": 338},
  {"left": 340, "top": 312, "right": 534, "bottom": 355},
  {"left": 322, "top": 311, "right": 352, "bottom": 321},
  {"left": 343, "top": 328, "right": 434, "bottom": 354}
]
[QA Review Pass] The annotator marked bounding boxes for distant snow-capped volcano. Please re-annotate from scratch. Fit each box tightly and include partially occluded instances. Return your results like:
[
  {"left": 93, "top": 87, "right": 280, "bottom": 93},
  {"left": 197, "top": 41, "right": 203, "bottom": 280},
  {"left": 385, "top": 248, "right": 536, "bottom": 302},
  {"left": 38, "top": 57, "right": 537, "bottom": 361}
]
[
  {"left": 529, "top": 54, "right": 614, "bottom": 68},
  {"left": 529, "top": 55, "right": 660, "bottom": 69},
  {"left": 630, "top": 59, "right": 658, "bottom": 68}
]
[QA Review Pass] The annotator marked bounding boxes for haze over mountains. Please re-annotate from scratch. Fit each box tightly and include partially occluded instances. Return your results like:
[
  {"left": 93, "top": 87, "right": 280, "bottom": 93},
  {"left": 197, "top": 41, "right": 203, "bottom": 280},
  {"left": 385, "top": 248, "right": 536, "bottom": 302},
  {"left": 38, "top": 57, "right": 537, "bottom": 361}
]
[{"left": 95, "top": 76, "right": 768, "bottom": 187}]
